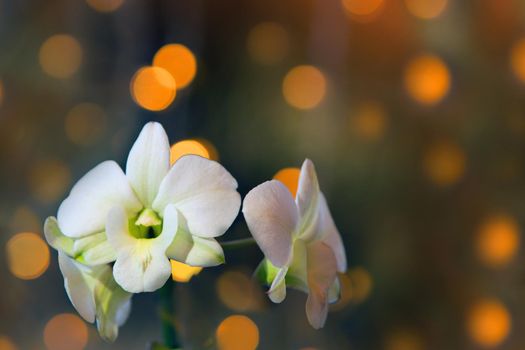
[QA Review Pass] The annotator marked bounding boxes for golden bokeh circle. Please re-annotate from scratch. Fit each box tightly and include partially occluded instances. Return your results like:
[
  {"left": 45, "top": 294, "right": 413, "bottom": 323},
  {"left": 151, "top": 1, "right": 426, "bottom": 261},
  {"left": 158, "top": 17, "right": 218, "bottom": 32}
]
[
  {"left": 404, "top": 0, "right": 448, "bottom": 19},
  {"left": 216, "top": 315, "right": 259, "bottom": 350},
  {"left": 6, "top": 232, "right": 50, "bottom": 280},
  {"left": 86, "top": 0, "right": 124, "bottom": 12},
  {"left": 510, "top": 38, "right": 525, "bottom": 83},
  {"left": 404, "top": 54, "right": 451, "bottom": 105},
  {"left": 153, "top": 44, "right": 197, "bottom": 90},
  {"left": 44, "top": 313, "right": 88, "bottom": 350},
  {"left": 217, "top": 271, "right": 263, "bottom": 312},
  {"left": 170, "top": 260, "right": 202, "bottom": 283},
  {"left": 247, "top": 22, "right": 289, "bottom": 65},
  {"left": 28, "top": 159, "right": 71, "bottom": 203},
  {"left": 130, "top": 66, "right": 177, "bottom": 111},
  {"left": 351, "top": 101, "right": 387, "bottom": 141},
  {"left": 39, "top": 35, "right": 82, "bottom": 79},
  {"left": 282, "top": 65, "right": 327, "bottom": 110},
  {"left": 476, "top": 215, "right": 520, "bottom": 268},
  {"left": 170, "top": 139, "right": 210, "bottom": 165},
  {"left": 423, "top": 141, "right": 465, "bottom": 186},
  {"left": 273, "top": 167, "right": 301, "bottom": 198},
  {"left": 65, "top": 103, "right": 107, "bottom": 146},
  {"left": 0, "top": 336, "right": 17, "bottom": 350},
  {"left": 467, "top": 299, "right": 511, "bottom": 347}
]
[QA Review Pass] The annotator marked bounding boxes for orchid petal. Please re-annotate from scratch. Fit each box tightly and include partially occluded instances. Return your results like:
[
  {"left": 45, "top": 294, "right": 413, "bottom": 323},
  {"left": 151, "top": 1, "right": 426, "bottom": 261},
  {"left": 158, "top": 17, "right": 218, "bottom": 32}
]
[
  {"left": 285, "top": 240, "right": 308, "bottom": 294},
  {"left": 126, "top": 122, "right": 170, "bottom": 207},
  {"left": 296, "top": 159, "right": 322, "bottom": 241},
  {"left": 268, "top": 267, "right": 288, "bottom": 303},
  {"left": 152, "top": 155, "right": 241, "bottom": 238},
  {"left": 57, "top": 161, "right": 142, "bottom": 238},
  {"left": 242, "top": 180, "right": 297, "bottom": 267},
  {"left": 166, "top": 215, "right": 224, "bottom": 267},
  {"left": 44, "top": 217, "right": 74, "bottom": 256},
  {"left": 80, "top": 239, "right": 117, "bottom": 266},
  {"left": 94, "top": 267, "right": 133, "bottom": 342},
  {"left": 58, "top": 252, "right": 100, "bottom": 323},
  {"left": 305, "top": 241, "right": 337, "bottom": 329},
  {"left": 107, "top": 205, "right": 177, "bottom": 293},
  {"left": 318, "top": 194, "right": 347, "bottom": 272}
]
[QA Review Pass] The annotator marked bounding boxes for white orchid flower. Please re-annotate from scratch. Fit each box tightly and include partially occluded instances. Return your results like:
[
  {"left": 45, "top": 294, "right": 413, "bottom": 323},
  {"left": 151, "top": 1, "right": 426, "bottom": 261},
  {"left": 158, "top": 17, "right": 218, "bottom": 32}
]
[
  {"left": 53, "top": 122, "right": 241, "bottom": 293},
  {"left": 45, "top": 217, "right": 132, "bottom": 342},
  {"left": 242, "top": 159, "right": 347, "bottom": 329}
]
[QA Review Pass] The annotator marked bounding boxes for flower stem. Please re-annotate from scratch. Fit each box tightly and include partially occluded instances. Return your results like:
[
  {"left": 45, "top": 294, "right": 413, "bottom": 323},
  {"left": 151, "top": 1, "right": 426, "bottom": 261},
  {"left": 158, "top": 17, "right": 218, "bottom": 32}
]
[
  {"left": 159, "top": 278, "right": 180, "bottom": 348},
  {"left": 220, "top": 237, "right": 256, "bottom": 249}
]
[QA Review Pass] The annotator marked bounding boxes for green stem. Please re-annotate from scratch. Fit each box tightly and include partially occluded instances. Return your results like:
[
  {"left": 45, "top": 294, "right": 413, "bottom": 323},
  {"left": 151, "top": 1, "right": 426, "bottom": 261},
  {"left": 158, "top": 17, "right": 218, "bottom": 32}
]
[
  {"left": 159, "top": 278, "right": 180, "bottom": 348},
  {"left": 220, "top": 237, "right": 256, "bottom": 249}
]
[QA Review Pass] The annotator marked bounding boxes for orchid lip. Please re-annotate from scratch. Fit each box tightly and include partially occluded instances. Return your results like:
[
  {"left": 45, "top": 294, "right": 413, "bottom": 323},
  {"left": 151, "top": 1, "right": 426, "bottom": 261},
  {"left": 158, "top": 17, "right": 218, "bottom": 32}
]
[{"left": 129, "top": 208, "right": 162, "bottom": 239}]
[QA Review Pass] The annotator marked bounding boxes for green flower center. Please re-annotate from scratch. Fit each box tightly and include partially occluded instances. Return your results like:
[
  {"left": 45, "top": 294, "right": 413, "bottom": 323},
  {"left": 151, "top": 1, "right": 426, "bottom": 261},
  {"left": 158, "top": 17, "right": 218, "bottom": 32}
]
[{"left": 129, "top": 208, "right": 162, "bottom": 239}]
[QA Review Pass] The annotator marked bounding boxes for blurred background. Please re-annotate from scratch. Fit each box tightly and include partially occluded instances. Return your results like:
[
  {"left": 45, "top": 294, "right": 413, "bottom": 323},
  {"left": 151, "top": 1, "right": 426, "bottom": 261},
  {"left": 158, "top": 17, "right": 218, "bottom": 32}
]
[{"left": 2, "top": 0, "right": 525, "bottom": 349}]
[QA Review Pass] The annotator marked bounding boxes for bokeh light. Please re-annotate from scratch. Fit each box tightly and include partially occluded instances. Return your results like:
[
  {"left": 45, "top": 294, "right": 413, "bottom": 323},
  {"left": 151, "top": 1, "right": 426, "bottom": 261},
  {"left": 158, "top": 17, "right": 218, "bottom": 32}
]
[
  {"left": 273, "top": 167, "right": 300, "bottom": 198},
  {"left": 65, "top": 103, "right": 107, "bottom": 146},
  {"left": 384, "top": 329, "right": 424, "bottom": 350},
  {"left": 6, "top": 232, "right": 50, "bottom": 280},
  {"left": 341, "top": 0, "right": 384, "bottom": 21},
  {"left": 282, "top": 65, "right": 327, "bottom": 110},
  {"left": 350, "top": 101, "right": 388, "bottom": 141},
  {"left": 39, "top": 34, "right": 82, "bottom": 79},
  {"left": 404, "top": 54, "right": 451, "bottom": 105},
  {"left": 86, "top": 0, "right": 124, "bottom": 12},
  {"left": 153, "top": 44, "right": 197, "bottom": 90},
  {"left": 170, "top": 139, "right": 212, "bottom": 165},
  {"left": 130, "top": 66, "right": 176, "bottom": 111},
  {"left": 0, "top": 336, "right": 17, "bottom": 350},
  {"left": 28, "top": 158, "right": 71, "bottom": 203},
  {"left": 216, "top": 270, "right": 264, "bottom": 312},
  {"left": 9, "top": 206, "right": 41, "bottom": 233},
  {"left": 216, "top": 315, "right": 259, "bottom": 350},
  {"left": 423, "top": 141, "right": 465, "bottom": 187},
  {"left": 43, "top": 313, "right": 89, "bottom": 350},
  {"left": 348, "top": 267, "right": 373, "bottom": 303},
  {"left": 467, "top": 299, "right": 511, "bottom": 347},
  {"left": 476, "top": 215, "right": 520, "bottom": 268},
  {"left": 246, "top": 22, "right": 289, "bottom": 65},
  {"left": 331, "top": 273, "right": 353, "bottom": 311},
  {"left": 170, "top": 259, "right": 202, "bottom": 283},
  {"left": 404, "top": 0, "right": 448, "bottom": 19},
  {"left": 510, "top": 38, "right": 525, "bottom": 83}
]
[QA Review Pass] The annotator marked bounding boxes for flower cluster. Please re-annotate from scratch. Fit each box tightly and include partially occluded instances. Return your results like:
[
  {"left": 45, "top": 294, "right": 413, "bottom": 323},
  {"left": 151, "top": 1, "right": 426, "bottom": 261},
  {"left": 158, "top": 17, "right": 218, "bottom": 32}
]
[{"left": 45, "top": 122, "right": 347, "bottom": 341}]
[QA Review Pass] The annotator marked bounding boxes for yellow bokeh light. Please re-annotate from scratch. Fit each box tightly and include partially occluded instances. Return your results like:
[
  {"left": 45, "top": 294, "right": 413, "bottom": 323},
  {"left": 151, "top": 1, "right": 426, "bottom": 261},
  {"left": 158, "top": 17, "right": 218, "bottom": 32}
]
[
  {"left": 153, "top": 44, "right": 197, "bottom": 90},
  {"left": 351, "top": 101, "right": 387, "bottom": 141},
  {"left": 0, "top": 336, "right": 17, "bottom": 350},
  {"left": 476, "top": 215, "right": 520, "bottom": 268},
  {"left": 342, "top": 0, "right": 384, "bottom": 20},
  {"left": 39, "top": 34, "right": 82, "bottom": 79},
  {"left": 467, "top": 299, "right": 511, "bottom": 347},
  {"left": 9, "top": 206, "right": 41, "bottom": 233},
  {"left": 348, "top": 267, "right": 373, "bottom": 303},
  {"left": 510, "top": 38, "right": 525, "bottom": 83},
  {"left": 170, "top": 139, "right": 211, "bottom": 165},
  {"left": 273, "top": 167, "right": 301, "bottom": 198},
  {"left": 86, "top": 0, "right": 124, "bottom": 12},
  {"left": 423, "top": 141, "right": 465, "bottom": 187},
  {"left": 6, "top": 232, "right": 50, "bottom": 280},
  {"left": 385, "top": 329, "right": 424, "bottom": 350},
  {"left": 28, "top": 158, "right": 71, "bottom": 203},
  {"left": 130, "top": 66, "right": 176, "bottom": 111},
  {"left": 217, "top": 270, "right": 264, "bottom": 312},
  {"left": 216, "top": 315, "right": 259, "bottom": 350},
  {"left": 65, "top": 103, "right": 107, "bottom": 146},
  {"left": 404, "top": 0, "right": 448, "bottom": 19},
  {"left": 170, "top": 260, "right": 202, "bottom": 283},
  {"left": 282, "top": 65, "right": 327, "bottom": 110},
  {"left": 247, "top": 22, "right": 289, "bottom": 65},
  {"left": 404, "top": 54, "right": 451, "bottom": 105},
  {"left": 44, "top": 313, "right": 88, "bottom": 350},
  {"left": 330, "top": 273, "right": 353, "bottom": 311}
]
